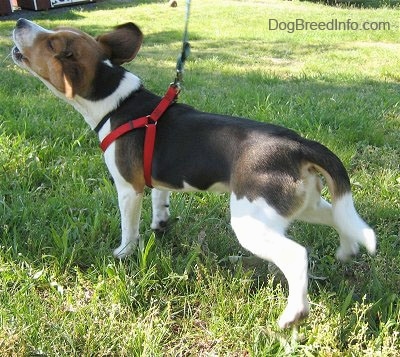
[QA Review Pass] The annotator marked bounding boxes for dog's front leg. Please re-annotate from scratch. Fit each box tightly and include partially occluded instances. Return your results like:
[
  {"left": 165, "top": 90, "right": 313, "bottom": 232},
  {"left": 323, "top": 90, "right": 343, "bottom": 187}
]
[
  {"left": 151, "top": 189, "right": 170, "bottom": 231},
  {"left": 113, "top": 183, "right": 143, "bottom": 259}
]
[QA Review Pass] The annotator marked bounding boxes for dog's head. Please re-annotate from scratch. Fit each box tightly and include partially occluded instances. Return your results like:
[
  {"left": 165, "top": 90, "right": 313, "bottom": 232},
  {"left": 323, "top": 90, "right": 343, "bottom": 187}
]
[{"left": 12, "top": 19, "right": 143, "bottom": 99}]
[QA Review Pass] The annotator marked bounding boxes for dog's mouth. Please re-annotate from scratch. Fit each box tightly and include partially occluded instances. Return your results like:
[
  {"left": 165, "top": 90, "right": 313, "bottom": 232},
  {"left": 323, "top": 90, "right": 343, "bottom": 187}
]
[{"left": 12, "top": 46, "right": 24, "bottom": 61}]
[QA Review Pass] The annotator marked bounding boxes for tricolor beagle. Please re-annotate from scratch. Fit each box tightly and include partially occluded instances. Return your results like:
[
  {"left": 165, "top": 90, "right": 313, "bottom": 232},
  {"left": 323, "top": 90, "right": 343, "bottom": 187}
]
[{"left": 12, "top": 19, "right": 376, "bottom": 329}]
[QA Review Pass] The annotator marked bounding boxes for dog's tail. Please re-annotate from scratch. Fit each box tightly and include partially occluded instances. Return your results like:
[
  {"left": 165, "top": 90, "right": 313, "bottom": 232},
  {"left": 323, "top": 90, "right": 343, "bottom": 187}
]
[{"left": 302, "top": 139, "right": 376, "bottom": 259}]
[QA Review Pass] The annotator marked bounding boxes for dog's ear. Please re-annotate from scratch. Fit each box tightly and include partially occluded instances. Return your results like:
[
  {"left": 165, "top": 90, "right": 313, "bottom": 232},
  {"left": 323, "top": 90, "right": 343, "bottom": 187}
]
[{"left": 97, "top": 23, "right": 143, "bottom": 65}]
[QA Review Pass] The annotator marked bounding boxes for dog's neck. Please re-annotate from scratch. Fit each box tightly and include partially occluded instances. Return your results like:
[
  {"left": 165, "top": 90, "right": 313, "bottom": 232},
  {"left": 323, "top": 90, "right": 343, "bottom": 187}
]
[{"left": 67, "top": 71, "right": 141, "bottom": 130}]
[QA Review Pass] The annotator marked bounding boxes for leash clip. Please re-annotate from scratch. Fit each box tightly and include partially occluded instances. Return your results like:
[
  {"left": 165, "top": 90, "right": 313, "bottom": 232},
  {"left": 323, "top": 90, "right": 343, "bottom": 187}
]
[
  {"left": 170, "top": 80, "right": 182, "bottom": 95},
  {"left": 174, "top": 41, "right": 191, "bottom": 87},
  {"left": 174, "top": 71, "right": 183, "bottom": 87}
]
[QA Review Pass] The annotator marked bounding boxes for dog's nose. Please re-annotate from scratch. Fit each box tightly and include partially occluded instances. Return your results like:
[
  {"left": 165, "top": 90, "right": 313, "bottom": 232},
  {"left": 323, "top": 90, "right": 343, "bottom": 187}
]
[{"left": 16, "top": 18, "right": 29, "bottom": 29}]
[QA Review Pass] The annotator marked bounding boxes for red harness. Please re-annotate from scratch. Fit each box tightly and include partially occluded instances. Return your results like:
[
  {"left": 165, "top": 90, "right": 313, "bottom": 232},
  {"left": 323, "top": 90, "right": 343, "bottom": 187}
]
[{"left": 100, "top": 85, "right": 180, "bottom": 188}]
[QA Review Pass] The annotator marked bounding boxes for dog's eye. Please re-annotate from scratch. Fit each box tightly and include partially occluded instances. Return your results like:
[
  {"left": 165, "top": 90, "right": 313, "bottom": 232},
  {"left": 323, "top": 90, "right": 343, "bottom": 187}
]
[
  {"left": 47, "top": 39, "right": 55, "bottom": 52},
  {"left": 62, "top": 51, "right": 74, "bottom": 59}
]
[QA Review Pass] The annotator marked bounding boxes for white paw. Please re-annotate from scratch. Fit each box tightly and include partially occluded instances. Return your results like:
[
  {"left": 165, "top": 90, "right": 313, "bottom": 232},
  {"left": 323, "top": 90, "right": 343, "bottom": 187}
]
[
  {"left": 335, "top": 241, "right": 359, "bottom": 262},
  {"left": 112, "top": 241, "right": 137, "bottom": 259},
  {"left": 278, "top": 300, "right": 310, "bottom": 329},
  {"left": 362, "top": 228, "right": 376, "bottom": 255},
  {"left": 150, "top": 220, "right": 169, "bottom": 231}
]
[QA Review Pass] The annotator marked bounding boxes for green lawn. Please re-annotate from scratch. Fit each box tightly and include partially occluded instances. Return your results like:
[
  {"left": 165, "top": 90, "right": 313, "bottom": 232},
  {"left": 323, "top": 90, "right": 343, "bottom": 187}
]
[{"left": 0, "top": 0, "right": 399, "bottom": 355}]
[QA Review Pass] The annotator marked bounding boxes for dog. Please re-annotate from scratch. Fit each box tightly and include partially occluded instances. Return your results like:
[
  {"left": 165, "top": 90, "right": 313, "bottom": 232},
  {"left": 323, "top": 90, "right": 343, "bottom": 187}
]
[{"left": 12, "top": 19, "right": 376, "bottom": 329}]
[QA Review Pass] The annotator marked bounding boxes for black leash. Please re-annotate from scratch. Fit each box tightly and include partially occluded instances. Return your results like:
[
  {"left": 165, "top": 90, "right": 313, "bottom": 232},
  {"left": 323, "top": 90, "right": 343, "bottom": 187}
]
[{"left": 174, "top": 0, "right": 191, "bottom": 87}]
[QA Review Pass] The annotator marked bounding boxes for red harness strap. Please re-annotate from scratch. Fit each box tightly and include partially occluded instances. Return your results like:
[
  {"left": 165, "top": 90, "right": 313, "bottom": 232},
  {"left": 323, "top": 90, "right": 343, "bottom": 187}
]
[{"left": 100, "top": 85, "right": 180, "bottom": 188}]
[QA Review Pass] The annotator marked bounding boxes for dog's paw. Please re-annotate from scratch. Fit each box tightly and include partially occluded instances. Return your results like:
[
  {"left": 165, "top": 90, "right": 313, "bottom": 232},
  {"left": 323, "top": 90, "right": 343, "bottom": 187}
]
[
  {"left": 277, "top": 300, "right": 310, "bottom": 329},
  {"left": 151, "top": 220, "right": 169, "bottom": 232},
  {"left": 113, "top": 241, "right": 137, "bottom": 259},
  {"left": 335, "top": 241, "right": 359, "bottom": 262},
  {"left": 361, "top": 227, "right": 377, "bottom": 255}
]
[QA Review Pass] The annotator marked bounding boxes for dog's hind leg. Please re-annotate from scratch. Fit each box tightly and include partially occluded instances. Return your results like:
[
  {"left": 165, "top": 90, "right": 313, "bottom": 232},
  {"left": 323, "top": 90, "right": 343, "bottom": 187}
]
[
  {"left": 294, "top": 172, "right": 376, "bottom": 261},
  {"left": 333, "top": 193, "right": 376, "bottom": 261},
  {"left": 297, "top": 195, "right": 364, "bottom": 260},
  {"left": 297, "top": 198, "right": 335, "bottom": 226},
  {"left": 151, "top": 189, "right": 170, "bottom": 231},
  {"left": 293, "top": 170, "right": 335, "bottom": 227},
  {"left": 230, "top": 193, "right": 309, "bottom": 329}
]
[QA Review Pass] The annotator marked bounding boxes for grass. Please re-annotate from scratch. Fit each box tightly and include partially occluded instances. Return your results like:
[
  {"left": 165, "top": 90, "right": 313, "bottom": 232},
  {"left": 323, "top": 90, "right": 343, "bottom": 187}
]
[{"left": 0, "top": 0, "right": 399, "bottom": 355}]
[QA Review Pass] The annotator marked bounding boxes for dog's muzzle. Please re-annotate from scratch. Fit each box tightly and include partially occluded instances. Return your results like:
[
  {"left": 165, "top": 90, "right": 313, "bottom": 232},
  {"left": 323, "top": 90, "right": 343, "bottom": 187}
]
[{"left": 12, "top": 46, "right": 24, "bottom": 62}]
